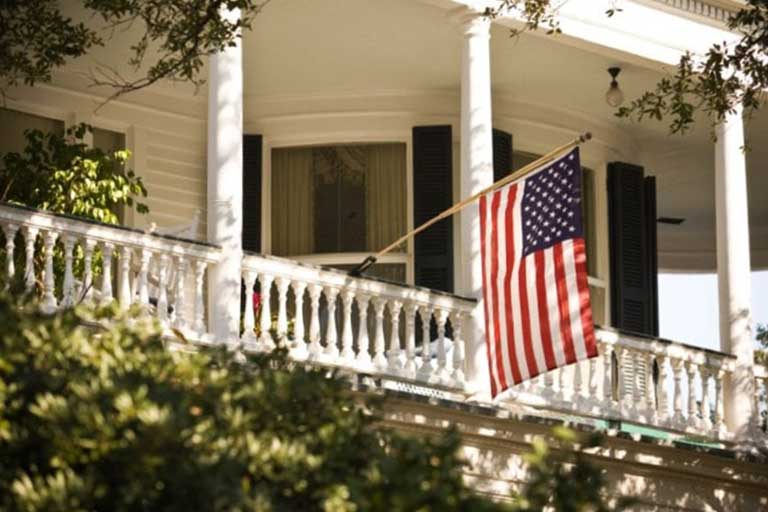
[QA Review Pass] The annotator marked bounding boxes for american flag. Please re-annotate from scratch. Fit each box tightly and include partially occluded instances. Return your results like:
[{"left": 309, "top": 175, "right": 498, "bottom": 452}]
[{"left": 480, "top": 147, "right": 597, "bottom": 398}]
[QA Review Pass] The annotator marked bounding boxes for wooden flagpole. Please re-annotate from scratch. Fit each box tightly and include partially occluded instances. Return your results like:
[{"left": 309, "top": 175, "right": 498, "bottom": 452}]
[{"left": 349, "top": 132, "right": 592, "bottom": 276}]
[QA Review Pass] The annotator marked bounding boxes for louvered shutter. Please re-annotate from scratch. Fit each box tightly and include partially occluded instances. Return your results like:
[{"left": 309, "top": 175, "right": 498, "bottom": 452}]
[
  {"left": 607, "top": 162, "right": 658, "bottom": 336},
  {"left": 242, "top": 134, "right": 262, "bottom": 252},
  {"left": 644, "top": 176, "right": 659, "bottom": 336},
  {"left": 492, "top": 129, "right": 513, "bottom": 182},
  {"left": 412, "top": 126, "right": 453, "bottom": 293}
]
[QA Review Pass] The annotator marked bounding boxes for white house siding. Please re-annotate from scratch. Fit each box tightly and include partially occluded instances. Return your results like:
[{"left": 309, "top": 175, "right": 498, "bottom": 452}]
[{"left": 0, "top": 81, "right": 207, "bottom": 239}]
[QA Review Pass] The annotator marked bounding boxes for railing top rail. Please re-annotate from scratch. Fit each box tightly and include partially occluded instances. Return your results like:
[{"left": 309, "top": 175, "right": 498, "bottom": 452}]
[
  {"left": 243, "top": 251, "right": 477, "bottom": 311},
  {"left": 596, "top": 325, "right": 736, "bottom": 367},
  {"left": 0, "top": 201, "right": 221, "bottom": 262}
]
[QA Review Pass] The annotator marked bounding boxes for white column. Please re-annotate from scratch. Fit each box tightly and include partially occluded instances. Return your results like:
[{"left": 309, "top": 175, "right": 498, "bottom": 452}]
[
  {"left": 207, "top": 7, "right": 243, "bottom": 344},
  {"left": 458, "top": 11, "right": 493, "bottom": 395},
  {"left": 715, "top": 104, "right": 757, "bottom": 444}
]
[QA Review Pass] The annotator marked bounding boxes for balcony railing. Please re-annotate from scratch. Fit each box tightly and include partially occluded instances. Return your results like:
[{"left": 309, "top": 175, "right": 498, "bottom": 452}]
[{"left": 0, "top": 201, "right": 765, "bottom": 445}]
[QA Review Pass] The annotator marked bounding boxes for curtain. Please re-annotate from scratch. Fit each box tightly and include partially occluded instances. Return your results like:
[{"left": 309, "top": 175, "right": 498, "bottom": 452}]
[
  {"left": 271, "top": 148, "right": 314, "bottom": 256},
  {"left": 366, "top": 144, "right": 406, "bottom": 253}
]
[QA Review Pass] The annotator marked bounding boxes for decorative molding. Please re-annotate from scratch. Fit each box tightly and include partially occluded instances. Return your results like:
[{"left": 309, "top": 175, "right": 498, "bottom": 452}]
[{"left": 648, "top": 0, "right": 739, "bottom": 23}]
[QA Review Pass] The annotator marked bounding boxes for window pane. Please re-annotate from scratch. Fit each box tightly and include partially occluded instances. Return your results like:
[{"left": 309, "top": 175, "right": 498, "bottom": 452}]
[
  {"left": 272, "top": 143, "right": 406, "bottom": 256},
  {"left": 0, "top": 108, "right": 64, "bottom": 161},
  {"left": 93, "top": 127, "right": 125, "bottom": 155}
]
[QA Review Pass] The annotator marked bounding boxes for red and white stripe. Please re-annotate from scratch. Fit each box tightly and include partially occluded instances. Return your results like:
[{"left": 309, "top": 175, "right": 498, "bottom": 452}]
[{"left": 479, "top": 181, "right": 597, "bottom": 398}]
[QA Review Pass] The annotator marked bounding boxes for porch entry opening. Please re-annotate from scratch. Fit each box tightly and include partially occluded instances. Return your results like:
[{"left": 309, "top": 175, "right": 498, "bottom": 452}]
[{"left": 271, "top": 143, "right": 407, "bottom": 283}]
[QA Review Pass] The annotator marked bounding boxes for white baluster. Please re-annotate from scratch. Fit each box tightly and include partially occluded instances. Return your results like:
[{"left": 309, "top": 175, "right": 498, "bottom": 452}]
[
  {"left": 634, "top": 351, "right": 645, "bottom": 412},
  {"left": 387, "top": 300, "right": 403, "bottom": 374},
  {"left": 372, "top": 298, "right": 387, "bottom": 371},
  {"left": 156, "top": 254, "right": 170, "bottom": 325},
  {"left": 700, "top": 367, "right": 713, "bottom": 431},
  {"left": 573, "top": 360, "right": 584, "bottom": 401},
  {"left": 615, "top": 346, "right": 627, "bottom": 408},
  {"left": 355, "top": 294, "right": 372, "bottom": 368},
  {"left": 172, "top": 256, "right": 187, "bottom": 329},
  {"left": 101, "top": 243, "right": 114, "bottom": 304},
  {"left": 589, "top": 350, "right": 599, "bottom": 403},
  {"left": 275, "top": 277, "right": 290, "bottom": 347},
  {"left": 435, "top": 308, "right": 449, "bottom": 382},
  {"left": 23, "top": 226, "right": 39, "bottom": 291},
  {"left": 193, "top": 260, "right": 207, "bottom": 334},
  {"left": 323, "top": 287, "right": 340, "bottom": 360},
  {"left": 714, "top": 369, "right": 725, "bottom": 435},
  {"left": 657, "top": 355, "right": 671, "bottom": 423},
  {"left": 451, "top": 311, "right": 466, "bottom": 386},
  {"left": 2, "top": 223, "right": 18, "bottom": 283},
  {"left": 645, "top": 353, "right": 656, "bottom": 419},
  {"left": 41, "top": 230, "right": 58, "bottom": 312},
  {"left": 79, "top": 238, "right": 96, "bottom": 303},
  {"left": 61, "top": 235, "right": 76, "bottom": 307},
  {"left": 403, "top": 302, "right": 418, "bottom": 378},
  {"left": 686, "top": 362, "right": 698, "bottom": 427},
  {"left": 259, "top": 273, "right": 275, "bottom": 351},
  {"left": 135, "top": 249, "right": 151, "bottom": 309},
  {"left": 118, "top": 247, "right": 133, "bottom": 309},
  {"left": 291, "top": 281, "right": 307, "bottom": 357},
  {"left": 602, "top": 342, "right": 614, "bottom": 405},
  {"left": 672, "top": 358, "right": 685, "bottom": 425},
  {"left": 559, "top": 363, "right": 570, "bottom": 401},
  {"left": 242, "top": 269, "right": 257, "bottom": 349},
  {"left": 307, "top": 284, "right": 323, "bottom": 359},
  {"left": 340, "top": 289, "right": 356, "bottom": 362},
  {"left": 417, "top": 306, "right": 433, "bottom": 381}
]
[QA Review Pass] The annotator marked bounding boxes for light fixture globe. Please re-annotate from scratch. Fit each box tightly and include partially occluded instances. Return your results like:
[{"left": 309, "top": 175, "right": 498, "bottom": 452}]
[{"left": 605, "top": 67, "right": 625, "bottom": 107}]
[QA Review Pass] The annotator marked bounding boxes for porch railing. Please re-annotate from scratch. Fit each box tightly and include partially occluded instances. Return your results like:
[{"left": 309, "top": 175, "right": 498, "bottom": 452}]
[{"left": 1, "top": 202, "right": 765, "bottom": 444}]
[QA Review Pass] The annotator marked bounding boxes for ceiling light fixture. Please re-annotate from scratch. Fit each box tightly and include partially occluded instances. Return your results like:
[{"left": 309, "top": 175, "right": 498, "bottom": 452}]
[{"left": 605, "top": 67, "right": 625, "bottom": 107}]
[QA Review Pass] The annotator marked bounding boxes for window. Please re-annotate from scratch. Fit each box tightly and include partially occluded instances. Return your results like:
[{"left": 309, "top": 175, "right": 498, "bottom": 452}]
[{"left": 271, "top": 143, "right": 407, "bottom": 282}]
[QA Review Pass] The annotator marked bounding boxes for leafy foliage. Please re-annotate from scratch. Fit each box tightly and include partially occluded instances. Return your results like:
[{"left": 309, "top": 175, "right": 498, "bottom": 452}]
[
  {"left": 0, "top": 287, "right": 629, "bottom": 511},
  {"left": 0, "top": 291, "right": 501, "bottom": 511},
  {"left": 0, "top": 123, "right": 147, "bottom": 224},
  {"left": 0, "top": 0, "right": 270, "bottom": 101}
]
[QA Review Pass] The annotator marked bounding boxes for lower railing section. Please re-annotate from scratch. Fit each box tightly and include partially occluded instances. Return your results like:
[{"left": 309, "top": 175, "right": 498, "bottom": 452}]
[
  {"left": 0, "top": 203, "right": 220, "bottom": 341},
  {"left": 504, "top": 329, "right": 735, "bottom": 440},
  {"left": 240, "top": 253, "right": 474, "bottom": 389}
]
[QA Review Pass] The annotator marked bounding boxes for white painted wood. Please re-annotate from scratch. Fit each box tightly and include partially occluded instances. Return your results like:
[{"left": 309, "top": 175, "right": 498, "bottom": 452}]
[
  {"left": 41, "top": 230, "right": 58, "bottom": 312},
  {"left": 173, "top": 256, "right": 188, "bottom": 329},
  {"left": 355, "top": 294, "right": 372, "bottom": 368},
  {"left": 373, "top": 298, "right": 387, "bottom": 371},
  {"left": 715, "top": 105, "right": 758, "bottom": 444},
  {"left": 101, "top": 243, "right": 115, "bottom": 304},
  {"left": 207, "top": 6, "right": 243, "bottom": 344},
  {"left": 387, "top": 300, "right": 403, "bottom": 374},
  {"left": 457, "top": 8, "right": 493, "bottom": 395},
  {"left": 2, "top": 222, "right": 18, "bottom": 283},
  {"left": 23, "top": 226, "right": 38, "bottom": 291},
  {"left": 61, "top": 235, "right": 76, "bottom": 307},
  {"left": 259, "top": 273, "right": 275, "bottom": 351},
  {"left": 340, "top": 289, "right": 356, "bottom": 362}
]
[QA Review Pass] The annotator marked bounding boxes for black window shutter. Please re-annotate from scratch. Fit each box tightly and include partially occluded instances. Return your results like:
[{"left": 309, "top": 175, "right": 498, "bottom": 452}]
[
  {"left": 242, "top": 134, "right": 262, "bottom": 252},
  {"left": 644, "top": 176, "right": 659, "bottom": 336},
  {"left": 492, "top": 129, "right": 513, "bottom": 182},
  {"left": 412, "top": 125, "right": 453, "bottom": 293},
  {"left": 607, "top": 162, "right": 658, "bottom": 336}
]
